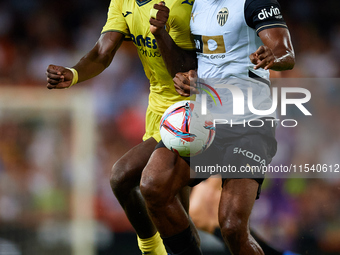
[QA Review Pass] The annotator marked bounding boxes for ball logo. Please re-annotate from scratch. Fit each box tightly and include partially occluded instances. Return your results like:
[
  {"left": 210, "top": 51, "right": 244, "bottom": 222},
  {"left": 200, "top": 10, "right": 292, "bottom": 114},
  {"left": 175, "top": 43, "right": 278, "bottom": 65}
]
[{"left": 217, "top": 7, "right": 228, "bottom": 26}]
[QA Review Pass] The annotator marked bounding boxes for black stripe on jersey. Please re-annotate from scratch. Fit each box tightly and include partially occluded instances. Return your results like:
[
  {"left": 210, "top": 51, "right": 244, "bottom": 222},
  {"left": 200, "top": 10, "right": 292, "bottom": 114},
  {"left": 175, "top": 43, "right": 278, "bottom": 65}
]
[
  {"left": 248, "top": 70, "right": 270, "bottom": 87},
  {"left": 193, "top": 35, "right": 203, "bottom": 53},
  {"left": 245, "top": 0, "right": 287, "bottom": 34}
]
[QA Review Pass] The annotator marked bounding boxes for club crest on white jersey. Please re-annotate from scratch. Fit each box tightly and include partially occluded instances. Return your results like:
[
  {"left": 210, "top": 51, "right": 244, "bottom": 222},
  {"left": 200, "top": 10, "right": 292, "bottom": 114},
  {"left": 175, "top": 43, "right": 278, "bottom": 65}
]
[{"left": 217, "top": 7, "right": 229, "bottom": 26}]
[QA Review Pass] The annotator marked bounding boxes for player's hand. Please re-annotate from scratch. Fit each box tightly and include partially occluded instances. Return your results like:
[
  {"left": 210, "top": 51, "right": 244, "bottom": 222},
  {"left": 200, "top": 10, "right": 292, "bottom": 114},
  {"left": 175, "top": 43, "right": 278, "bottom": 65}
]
[
  {"left": 249, "top": 45, "right": 276, "bottom": 70},
  {"left": 149, "top": 2, "right": 169, "bottom": 36},
  {"left": 46, "top": 64, "right": 73, "bottom": 89},
  {"left": 173, "top": 70, "right": 198, "bottom": 97}
]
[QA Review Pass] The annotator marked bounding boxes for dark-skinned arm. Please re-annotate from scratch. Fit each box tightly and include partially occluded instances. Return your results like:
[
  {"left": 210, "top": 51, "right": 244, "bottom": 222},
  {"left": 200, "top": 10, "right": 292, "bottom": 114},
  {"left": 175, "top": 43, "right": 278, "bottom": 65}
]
[
  {"left": 149, "top": 2, "right": 197, "bottom": 77},
  {"left": 46, "top": 31, "right": 124, "bottom": 89},
  {"left": 249, "top": 27, "right": 295, "bottom": 71}
]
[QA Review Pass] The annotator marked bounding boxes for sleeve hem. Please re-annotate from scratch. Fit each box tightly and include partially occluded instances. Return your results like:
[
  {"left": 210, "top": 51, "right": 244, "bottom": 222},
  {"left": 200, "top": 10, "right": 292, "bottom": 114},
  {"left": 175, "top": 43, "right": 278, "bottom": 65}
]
[
  {"left": 101, "top": 29, "right": 130, "bottom": 37},
  {"left": 256, "top": 24, "right": 287, "bottom": 34}
]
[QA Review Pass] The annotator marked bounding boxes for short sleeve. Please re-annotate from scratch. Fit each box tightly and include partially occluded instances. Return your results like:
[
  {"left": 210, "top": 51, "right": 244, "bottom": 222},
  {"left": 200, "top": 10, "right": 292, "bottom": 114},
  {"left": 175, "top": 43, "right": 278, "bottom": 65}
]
[
  {"left": 101, "top": 0, "right": 130, "bottom": 37},
  {"left": 167, "top": 2, "right": 196, "bottom": 50},
  {"left": 245, "top": 0, "right": 287, "bottom": 34}
]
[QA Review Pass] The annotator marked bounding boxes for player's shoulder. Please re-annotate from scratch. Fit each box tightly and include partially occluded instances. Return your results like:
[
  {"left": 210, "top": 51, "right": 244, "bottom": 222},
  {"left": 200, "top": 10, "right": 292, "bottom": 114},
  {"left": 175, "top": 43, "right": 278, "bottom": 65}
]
[
  {"left": 244, "top": 0, "right": 286, "bottom": 32},
  {"left": 245, "top": 0, "right": 281, "bottom": 9},
  {"left": 167, "top": 0, "right": 193, "bottom": 24},
  {"left": 178, "top": 0, "right": 194, "bottom": 7},
  {"left": 169, "top": 0, "right": 194, "bottom": 12}
]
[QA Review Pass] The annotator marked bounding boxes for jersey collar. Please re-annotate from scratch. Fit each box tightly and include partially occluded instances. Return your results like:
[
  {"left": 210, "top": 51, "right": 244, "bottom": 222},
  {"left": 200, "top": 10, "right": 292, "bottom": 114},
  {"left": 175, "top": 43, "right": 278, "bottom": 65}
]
[{"left": 135, "top": 0, "right": 153, "bottom": 7}]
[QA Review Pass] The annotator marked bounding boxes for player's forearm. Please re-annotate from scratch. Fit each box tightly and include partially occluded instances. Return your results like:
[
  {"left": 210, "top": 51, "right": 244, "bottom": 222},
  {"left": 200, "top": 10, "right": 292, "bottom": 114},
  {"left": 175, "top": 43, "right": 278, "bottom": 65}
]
[
  {"left": 258, "top": 28, "right": 295, "bottom": 71},
  {"left": 154, "top": 29, "right": 197, "bottom": 77},
  {"left": 270, "top": 48, "right": 295, "bottom": 71},
  {"left": 72, "top": 48, "right": 113, "bottom": 83},
  {"left": 72, "top": 32, "right": 124, "bottom": 83}
]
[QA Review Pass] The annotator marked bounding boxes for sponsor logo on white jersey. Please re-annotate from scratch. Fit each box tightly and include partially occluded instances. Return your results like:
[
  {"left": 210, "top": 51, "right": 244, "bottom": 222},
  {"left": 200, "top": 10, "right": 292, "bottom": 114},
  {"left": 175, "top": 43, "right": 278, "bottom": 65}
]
[{"left": 258, "top": 6, "right": 282, "bottom": 20}]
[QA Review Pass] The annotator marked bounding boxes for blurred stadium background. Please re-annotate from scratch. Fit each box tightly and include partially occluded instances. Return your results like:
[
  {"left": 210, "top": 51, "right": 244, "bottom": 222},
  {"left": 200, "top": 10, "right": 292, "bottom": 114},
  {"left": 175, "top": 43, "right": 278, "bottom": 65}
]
[{"left": 0, "top": 0, "right": 339, "bottom": 254}]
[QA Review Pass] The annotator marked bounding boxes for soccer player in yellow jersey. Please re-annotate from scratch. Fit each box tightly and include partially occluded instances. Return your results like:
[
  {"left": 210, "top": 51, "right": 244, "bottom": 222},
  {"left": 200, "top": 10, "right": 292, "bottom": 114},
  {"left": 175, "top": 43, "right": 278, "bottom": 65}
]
[{"left": 46, "top": 1, "right": 196, "bottom": 254}]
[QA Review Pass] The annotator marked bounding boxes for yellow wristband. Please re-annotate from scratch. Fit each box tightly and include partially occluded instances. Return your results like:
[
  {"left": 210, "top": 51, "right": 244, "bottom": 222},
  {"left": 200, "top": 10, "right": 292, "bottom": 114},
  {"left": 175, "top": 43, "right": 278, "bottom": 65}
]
[{"left": 65, "top": 67, "right": 78, "bottom": 87}]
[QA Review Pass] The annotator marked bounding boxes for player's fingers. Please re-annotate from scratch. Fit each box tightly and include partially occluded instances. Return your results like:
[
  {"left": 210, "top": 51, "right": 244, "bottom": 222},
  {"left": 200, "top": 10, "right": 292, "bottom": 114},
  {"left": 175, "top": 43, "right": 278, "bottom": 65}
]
[
  {"left": 254, "top": 46, "right": 265, "bottom": 56},
  {"left": 47, "top": 82, "right": 70, "bottom": 90},
  {"left": 47, "top": 64, "right": 63, "bottom": 75},
  {"left": 257, "top": 53, "right": 265, "bottom": 61},
  {"left": 177, "top": 72, "right": 198, "bottom": 94},
  {"left": 151, "top": 10, "right": 169, "bottom": 22},
  {"left": 175, "top": 81, "right": 197, "bottom": 95},
  {"left": 174, "top": 76, "right": 191, "bottom": 91},
  {"left": 175, "top": 89, "right": 190, "bottom": 97},
  {"left": 254, "top": 59, "right": 265, "bottom": 69},
  {"left": 174, "top": 72, "right": 190, "bottom": 85},
  {"left": 46, "top": 72, "right": 64, "bottom": 80},
  {"left": 249, "top": 53, "right": 258, "bottom": 65},
  {"left": 173, "top": 76, "right": 186, "bottom": 89},
  {"left": 151, "top": 4, "right": 168, "bottom": 16},
  {"left": 188, "top": 69, "right": 197, "bottom": 77},
  {"left": 149, "top": 19, "right": 166, "bottom": 28},
  {"left": 264, "top": 60, "right": 274, "bottom": 70},
  {"left": 254, "top": 58, "right": 272, "bottom": 70},
  {"left": 47, "top": 77, "right": 61, "bottom": 85},
  {"left": 153, "top": 3, "right": 168, "bottom": 11},
  {"left": 188, "top": 70, "right": 197, "bottom": 86},
  {"left": 189, "top": 86, "right": 199, "bottom": 94},
  {"left": 257, "top": 50, "right": 271, "bottom": 61},
  {"left": 46, "top": 82, "right": 61, "bottom": 89},
  {"left": 174, "top": 83, "right": 190, "bottom": 97},
  {"left": 176, "top": 90, "right": 190, "bottom": 97}
]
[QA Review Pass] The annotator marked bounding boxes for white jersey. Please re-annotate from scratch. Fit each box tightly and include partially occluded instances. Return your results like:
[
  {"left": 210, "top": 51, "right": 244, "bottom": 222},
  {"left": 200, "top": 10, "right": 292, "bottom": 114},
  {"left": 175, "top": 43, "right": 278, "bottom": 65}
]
[{"left": 190, "top": 0, "right": 287, "bottom": 123}]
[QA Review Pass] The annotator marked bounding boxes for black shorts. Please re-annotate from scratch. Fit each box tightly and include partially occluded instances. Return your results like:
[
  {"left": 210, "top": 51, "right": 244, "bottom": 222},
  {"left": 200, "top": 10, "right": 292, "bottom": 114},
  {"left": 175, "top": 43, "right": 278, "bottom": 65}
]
[{"left": 155, "top": 119, "right": 277, "bottom": 199}]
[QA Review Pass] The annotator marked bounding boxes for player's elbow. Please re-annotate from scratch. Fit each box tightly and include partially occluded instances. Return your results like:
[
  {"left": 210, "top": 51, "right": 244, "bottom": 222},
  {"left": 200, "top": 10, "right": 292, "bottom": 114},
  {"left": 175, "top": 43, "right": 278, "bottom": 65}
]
[
  {"left": 286, "top": 50, "right": 295, "bottom": 70},
  {"left": 284, "top": 45, "right": 296, "bottom": 69},
  {"left": 285, "top": 57, "right": 295, "bottom": 70},
  {"left": 95, "top": 33, "right": 122, "bottom": 68},
  {"left": 95, "top": 44, "right": 116, "bottom": 68},
  {"left": 273, "top": 52, "right": 295, "bottom": 71}
]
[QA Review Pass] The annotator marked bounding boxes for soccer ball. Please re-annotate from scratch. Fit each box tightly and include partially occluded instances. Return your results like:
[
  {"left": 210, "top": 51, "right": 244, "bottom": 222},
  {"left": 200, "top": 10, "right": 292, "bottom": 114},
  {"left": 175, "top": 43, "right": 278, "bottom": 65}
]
[{"left": 160, "top": 100, "right": 215, "bottom": 157}]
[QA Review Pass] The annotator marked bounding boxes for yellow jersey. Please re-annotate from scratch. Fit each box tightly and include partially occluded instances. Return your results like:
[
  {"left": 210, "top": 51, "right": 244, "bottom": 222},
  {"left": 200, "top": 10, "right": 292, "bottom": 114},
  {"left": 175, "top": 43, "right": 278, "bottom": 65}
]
[{"left": 102, "top": 0, "right": 195, "bottom": 116}]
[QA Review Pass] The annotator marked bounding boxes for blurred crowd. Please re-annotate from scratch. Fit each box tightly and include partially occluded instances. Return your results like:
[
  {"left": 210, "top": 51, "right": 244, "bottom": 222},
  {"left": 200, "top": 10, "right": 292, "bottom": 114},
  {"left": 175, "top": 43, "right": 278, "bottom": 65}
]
[{"left": 0, "top": 0, "right": 340, "bottom": 254}]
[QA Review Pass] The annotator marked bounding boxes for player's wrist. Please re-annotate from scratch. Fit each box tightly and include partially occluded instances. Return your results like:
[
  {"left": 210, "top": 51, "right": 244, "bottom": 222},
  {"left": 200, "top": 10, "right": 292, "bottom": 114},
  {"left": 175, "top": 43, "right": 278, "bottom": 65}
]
[
  {"left": 152, "top": 27, "right": 167, "bottom": 37},
  {"left": 65, "top": 67, "right": 79, "bottom": 87}
]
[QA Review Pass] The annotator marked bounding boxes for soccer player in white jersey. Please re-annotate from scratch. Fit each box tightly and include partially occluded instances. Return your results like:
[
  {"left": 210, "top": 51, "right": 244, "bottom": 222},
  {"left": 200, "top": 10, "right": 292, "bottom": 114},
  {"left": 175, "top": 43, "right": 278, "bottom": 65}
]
[{"left": 140, "top": 0, "right": 295, "bottom": 254}]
